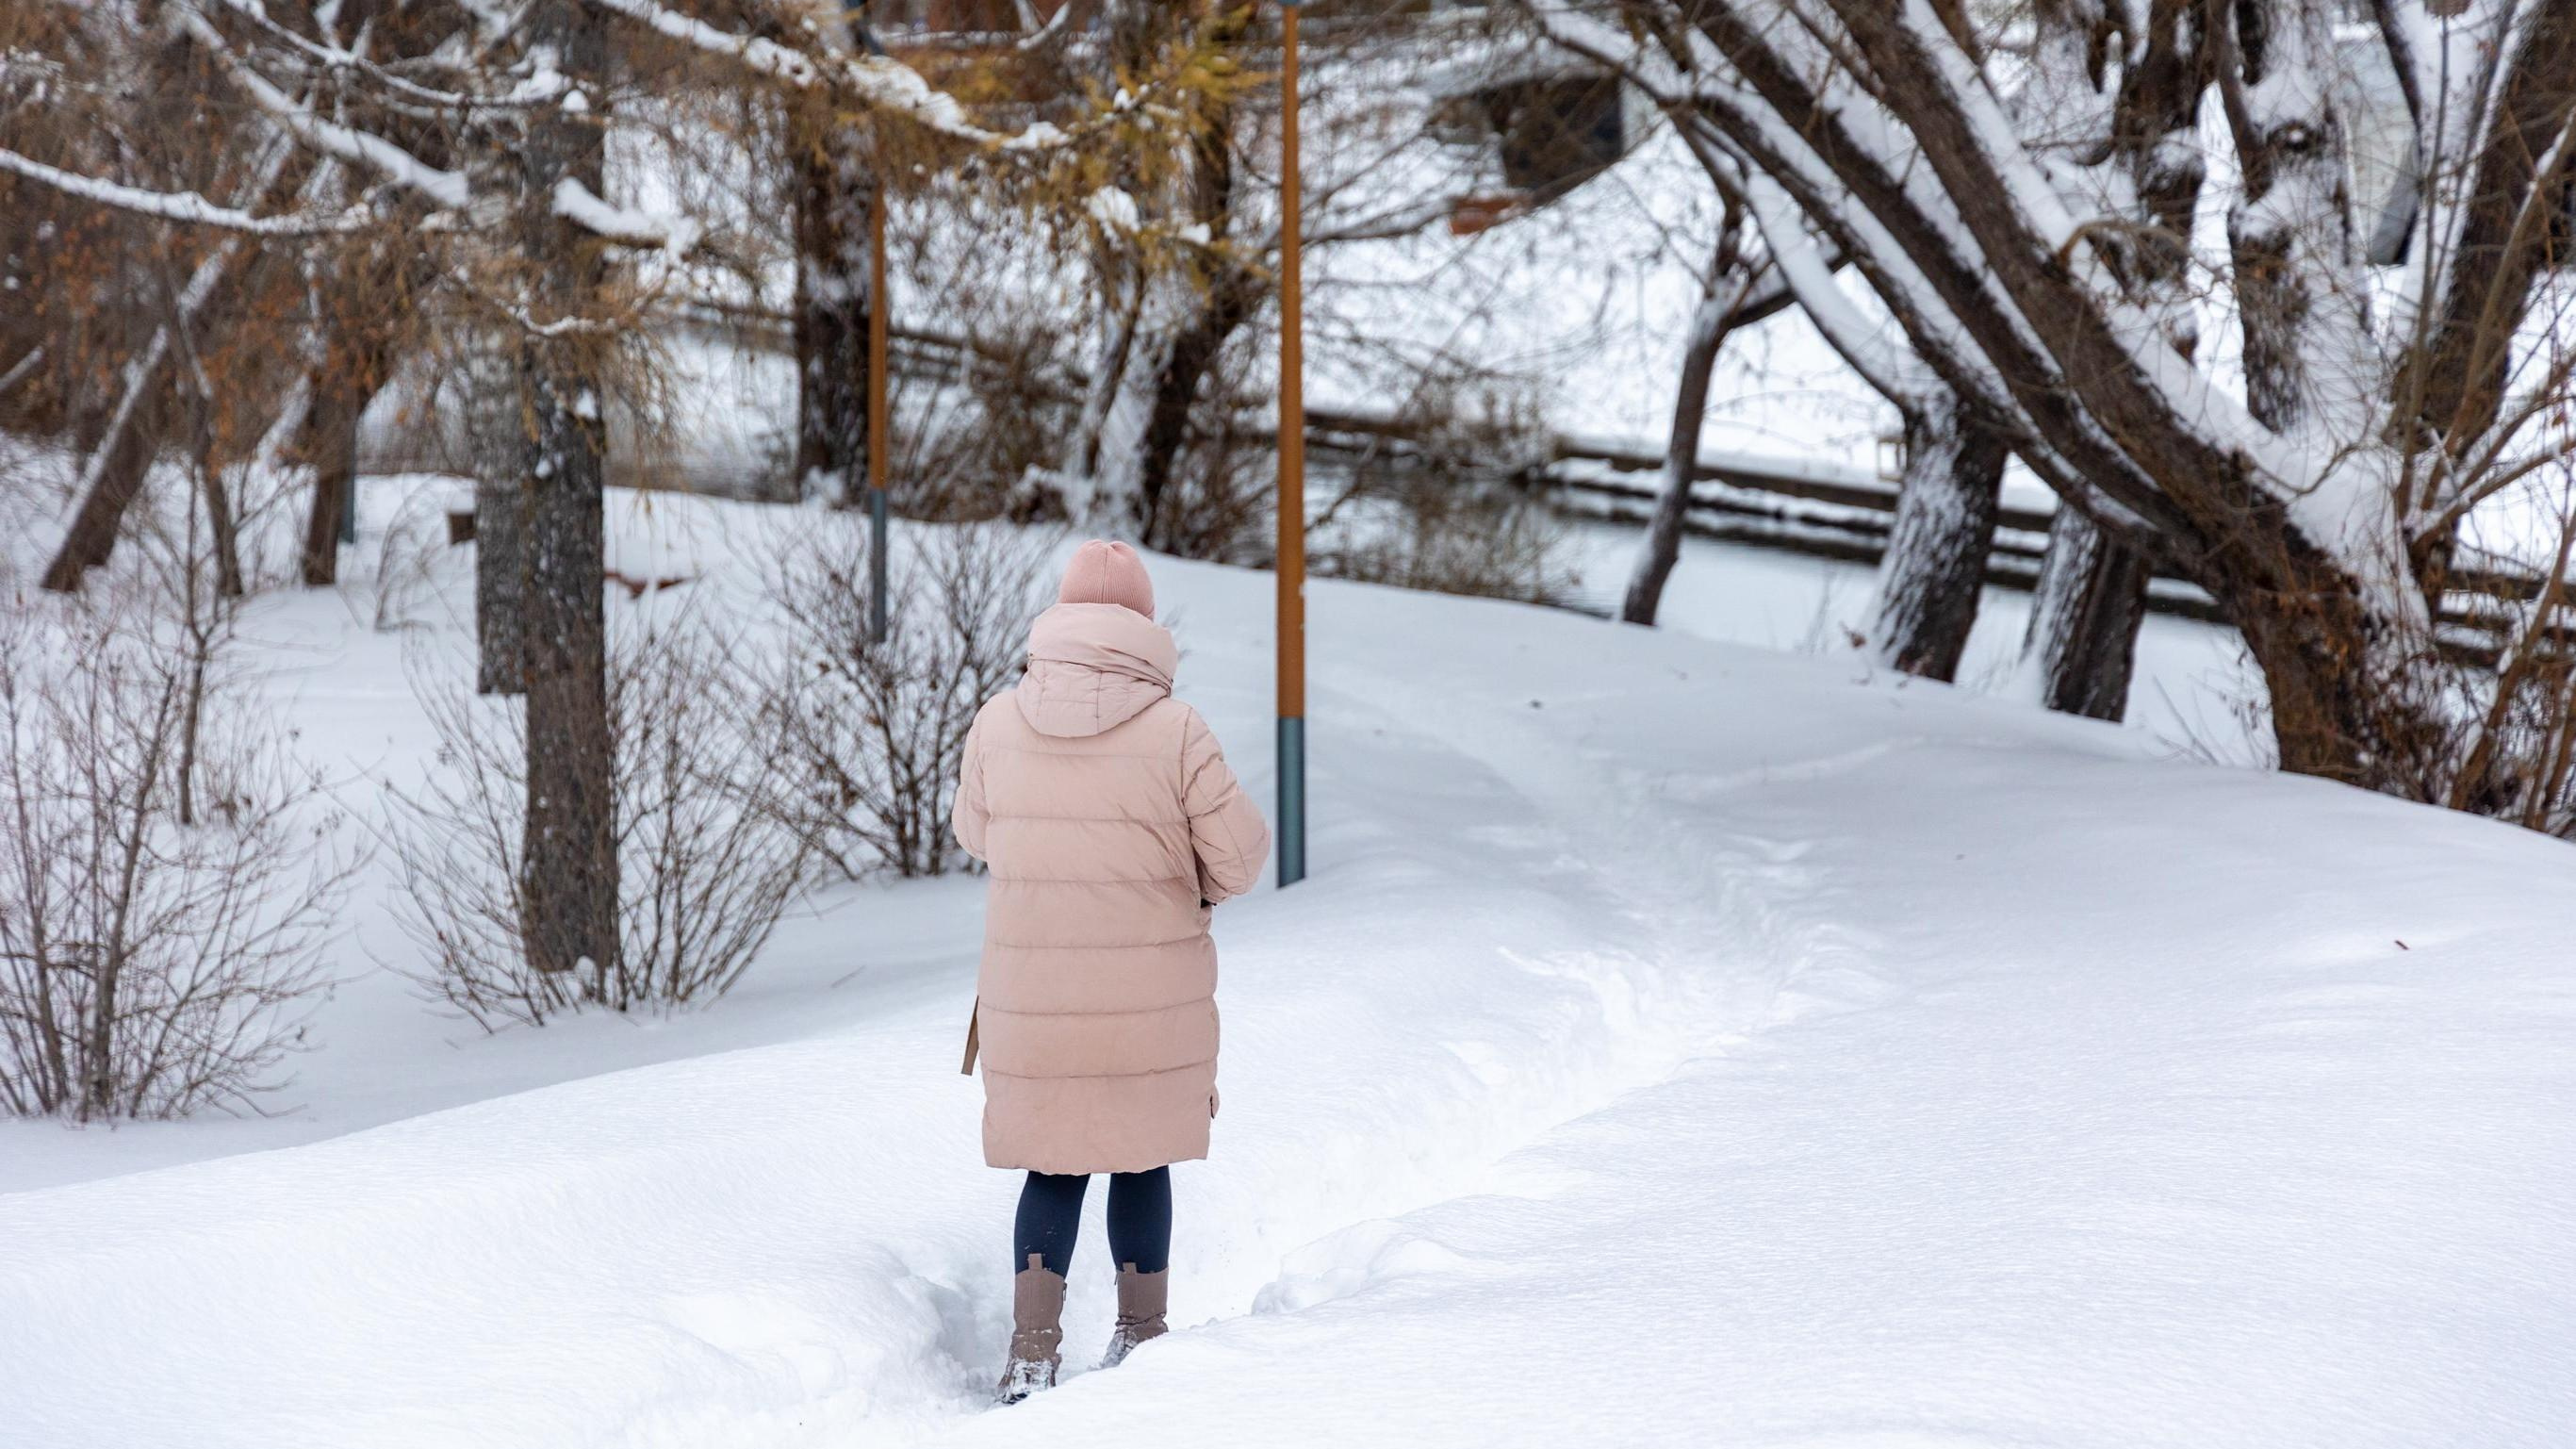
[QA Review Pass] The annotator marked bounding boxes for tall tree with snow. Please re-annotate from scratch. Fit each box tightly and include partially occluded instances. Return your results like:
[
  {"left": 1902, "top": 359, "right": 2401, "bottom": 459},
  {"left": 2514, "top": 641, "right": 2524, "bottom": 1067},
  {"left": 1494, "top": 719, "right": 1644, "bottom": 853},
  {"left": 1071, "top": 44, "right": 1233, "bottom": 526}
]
[{"left": 1541, "top": 0, "right": 2576, "bottom": 821}]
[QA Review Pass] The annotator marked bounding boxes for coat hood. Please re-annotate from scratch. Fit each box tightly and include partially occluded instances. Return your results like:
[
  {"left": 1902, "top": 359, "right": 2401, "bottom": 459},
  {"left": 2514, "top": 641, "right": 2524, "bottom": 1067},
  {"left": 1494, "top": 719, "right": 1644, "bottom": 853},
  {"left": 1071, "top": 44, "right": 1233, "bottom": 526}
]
[{"left": 1013, "top": 601, "right": 1179, "bottom": 738}]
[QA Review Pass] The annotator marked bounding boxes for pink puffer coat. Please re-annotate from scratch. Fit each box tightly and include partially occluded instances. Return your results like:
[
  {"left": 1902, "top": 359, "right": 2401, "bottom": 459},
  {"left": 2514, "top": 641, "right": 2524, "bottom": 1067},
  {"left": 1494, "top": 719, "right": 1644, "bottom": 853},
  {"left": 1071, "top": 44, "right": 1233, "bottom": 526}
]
[{"left": 953, "top": 601, "right": 1270, "bottom": 1174}]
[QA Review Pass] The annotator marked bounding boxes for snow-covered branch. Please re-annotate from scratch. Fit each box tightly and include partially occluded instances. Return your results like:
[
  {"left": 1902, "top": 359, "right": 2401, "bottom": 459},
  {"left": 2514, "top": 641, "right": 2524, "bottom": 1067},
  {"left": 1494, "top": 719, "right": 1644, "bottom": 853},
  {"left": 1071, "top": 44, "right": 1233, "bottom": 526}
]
[
  {"left": 0, "top": 145, "right": 373, "bottom": 236},
  {"left": 551, "top": 176, "right": 702, "bottom": 256},
  {"left": 579, "top": 0, "right": 1066, "bottom": 150},
  {"left": 175, "top": 5, "right": 474, "bottom": 211},
  {"left": 169, "top": 2, "right": 715, "bottom": 257},
  {"left": 196, "top": 0, "right": 491, "bottom": 111}
]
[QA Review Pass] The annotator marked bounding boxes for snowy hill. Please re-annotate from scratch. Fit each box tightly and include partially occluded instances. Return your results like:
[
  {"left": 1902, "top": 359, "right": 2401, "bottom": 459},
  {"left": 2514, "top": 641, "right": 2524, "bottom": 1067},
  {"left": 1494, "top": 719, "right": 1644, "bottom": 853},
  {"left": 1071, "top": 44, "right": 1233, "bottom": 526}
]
[{"left": 4, "top": 492, "right": 2574, "bottom": 1447}]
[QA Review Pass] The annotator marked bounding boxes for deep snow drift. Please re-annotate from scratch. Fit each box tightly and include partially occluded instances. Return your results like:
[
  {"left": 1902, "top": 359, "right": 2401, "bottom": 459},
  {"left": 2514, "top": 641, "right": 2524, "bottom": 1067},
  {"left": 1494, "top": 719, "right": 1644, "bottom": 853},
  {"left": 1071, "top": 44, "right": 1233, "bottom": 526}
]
[{"left": 4, "top": 494, "right": 2574, "bottom": 1448}]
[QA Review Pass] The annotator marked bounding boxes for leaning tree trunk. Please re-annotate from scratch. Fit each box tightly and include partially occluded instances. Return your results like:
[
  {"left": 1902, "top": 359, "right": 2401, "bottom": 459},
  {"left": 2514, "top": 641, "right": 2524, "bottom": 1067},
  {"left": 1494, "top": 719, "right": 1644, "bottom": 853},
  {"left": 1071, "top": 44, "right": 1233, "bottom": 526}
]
[
  {"left": 512, "top": 0, "right": 619, "bottom": 985},
  {"left": 41, "top": 142, "right": 311, "bottom": 592},
  {"left": 295, "top": 280, "right": 402, "bottom": 587},
  {"left": 792, "top": 123, "right": 875, "bottom": 507},
  {"left": 1862, "top": 399, "right": 2006, "bottom": 681},
  {"left": 296, "top": 358, "right": 385, "bottom": 587},
  {"left": 44, "top": 325, "right": 184, "bottom": 592},
  {"left": 1069, "top": 267, "right": 1188, "bottom": 534},
  {"left": 2020, "top": 507, "right": 2151, "bottom": 722},
  {"left": 1623, "top": 266, "right": 1738, "bottom": 626}
]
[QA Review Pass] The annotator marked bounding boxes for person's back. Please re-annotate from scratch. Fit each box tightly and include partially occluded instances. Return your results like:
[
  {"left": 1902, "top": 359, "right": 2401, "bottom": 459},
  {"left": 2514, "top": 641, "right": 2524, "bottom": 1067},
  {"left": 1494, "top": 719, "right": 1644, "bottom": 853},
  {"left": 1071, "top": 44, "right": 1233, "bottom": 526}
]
[{"left": 952, "top": 540, "right": 1269, "bottom": 1404}]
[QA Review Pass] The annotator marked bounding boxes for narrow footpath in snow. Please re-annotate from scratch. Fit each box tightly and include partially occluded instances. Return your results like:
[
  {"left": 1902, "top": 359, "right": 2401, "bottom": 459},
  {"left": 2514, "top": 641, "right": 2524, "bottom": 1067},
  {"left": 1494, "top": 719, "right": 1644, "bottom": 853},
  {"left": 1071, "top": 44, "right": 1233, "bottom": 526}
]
[{"left": 5, "top": 538, "right": 2573, "bottom": 1449}]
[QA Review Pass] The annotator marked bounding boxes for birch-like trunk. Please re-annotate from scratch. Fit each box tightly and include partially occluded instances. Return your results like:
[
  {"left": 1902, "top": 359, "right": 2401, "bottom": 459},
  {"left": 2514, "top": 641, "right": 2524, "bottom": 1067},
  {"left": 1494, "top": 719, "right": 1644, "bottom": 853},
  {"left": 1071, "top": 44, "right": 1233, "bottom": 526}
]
[
  {"left": 512, "top": 0, "right": 618, "bottom": 983},
  {"left": 1862, "top": 399, "right": 2005, "bottom": 681},
  {"left": 2019, "top": 507, "right": 2150, "bottom": 722},
  {"left": 1068, "top": 268, "right": 1188, "bottom": 535},
  {"left": 473, "top": 470, "right": 527, "bottom": 696}
]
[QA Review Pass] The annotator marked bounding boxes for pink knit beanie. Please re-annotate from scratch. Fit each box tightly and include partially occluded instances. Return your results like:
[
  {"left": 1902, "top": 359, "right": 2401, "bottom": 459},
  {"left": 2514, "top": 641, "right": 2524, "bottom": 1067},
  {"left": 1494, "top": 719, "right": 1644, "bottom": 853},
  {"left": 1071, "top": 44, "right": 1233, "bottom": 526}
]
[{"left": 1057, "top": 539, "right": 1156, "bottom": 617}]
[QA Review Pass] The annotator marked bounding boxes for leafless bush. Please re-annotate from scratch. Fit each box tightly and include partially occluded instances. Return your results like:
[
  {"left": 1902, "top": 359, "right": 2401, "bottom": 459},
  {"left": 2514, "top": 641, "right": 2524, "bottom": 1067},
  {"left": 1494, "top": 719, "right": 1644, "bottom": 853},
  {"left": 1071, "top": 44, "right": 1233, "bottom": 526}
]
[
  {"left": 0, "top": 581, "right": 357, "bottom": 1120},
  {"left": 1311, "top": 376, "right": 1572, "bottom": 605},
  {"left": 384, "top": 612, "right": 807, "bottom": 1029},
  {"left": 762, "top": 520, "right": 1052, "bottom": 881}
]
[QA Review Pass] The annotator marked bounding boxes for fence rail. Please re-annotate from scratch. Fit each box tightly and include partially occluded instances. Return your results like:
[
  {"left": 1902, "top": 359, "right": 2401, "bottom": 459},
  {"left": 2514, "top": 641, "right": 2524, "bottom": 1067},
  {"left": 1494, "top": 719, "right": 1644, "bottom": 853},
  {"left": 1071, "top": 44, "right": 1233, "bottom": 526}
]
[{"left": 392, "top": 308, "right": 2555, "bottom": 667}]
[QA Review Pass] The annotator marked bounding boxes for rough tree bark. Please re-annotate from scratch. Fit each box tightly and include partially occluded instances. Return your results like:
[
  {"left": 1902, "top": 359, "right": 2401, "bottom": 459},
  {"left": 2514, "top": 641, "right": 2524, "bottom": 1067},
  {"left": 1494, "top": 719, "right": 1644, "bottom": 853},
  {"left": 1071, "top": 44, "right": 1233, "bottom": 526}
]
[
  {"left": 1136, "top": 264, "right": 1257, "bottom": 549},
  {"left": 2020, "top": 507, "right": 2152, "bottom": 722},
  {"left": 1633, "top": 0, "right": 2464, "bottom": 786},
  {"left": 511, "top": 0, "right": 618, "bottom": 984},
  {"left": 1056, "top": 0, "right": 1251, "bottom": 538},
  {"left": 474, "top": 471, "right": 527, "bottom": 697},
  {"left": 295, "top": 263, "right": 404, "bottom": 586},
  {"left": 295, "top": 354, "right": 386, "bottom": 587},
  {"left": 1863, "top": 398, "right": 2007, "bottom": 682}
]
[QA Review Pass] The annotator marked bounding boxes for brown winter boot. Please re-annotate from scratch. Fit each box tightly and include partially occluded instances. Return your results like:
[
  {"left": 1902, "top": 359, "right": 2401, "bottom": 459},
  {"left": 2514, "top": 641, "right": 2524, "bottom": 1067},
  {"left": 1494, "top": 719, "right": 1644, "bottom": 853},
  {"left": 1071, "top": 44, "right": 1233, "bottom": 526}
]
[
  {"left": 1101, "top": 1262, "right": 1169, "bottom": 1368},
  {"left": 995, "top": 1256, "right": 1066, "bottom": 1405}
]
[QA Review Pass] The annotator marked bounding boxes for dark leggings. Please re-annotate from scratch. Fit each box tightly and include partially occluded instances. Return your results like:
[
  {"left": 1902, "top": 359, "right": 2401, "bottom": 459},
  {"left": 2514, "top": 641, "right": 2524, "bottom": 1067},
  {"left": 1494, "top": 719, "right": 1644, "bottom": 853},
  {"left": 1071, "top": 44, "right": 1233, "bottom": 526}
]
[{"left": 1013, "top": 1167, "right": 1172, "bottom": 1277}]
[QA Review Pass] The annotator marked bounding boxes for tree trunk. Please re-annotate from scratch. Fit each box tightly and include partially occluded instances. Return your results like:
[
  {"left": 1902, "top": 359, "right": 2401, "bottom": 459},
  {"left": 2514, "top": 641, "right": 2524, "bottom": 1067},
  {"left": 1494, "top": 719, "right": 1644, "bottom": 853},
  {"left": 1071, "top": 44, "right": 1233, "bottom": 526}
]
[
  {"left": 1863, "top": 400, "right": 2006, "bottom": 680},
  {"left": 513, "top": 0, "right": 619, "bottom": 984},
  {"left": 474, "top": 473, "right": 527, "bottom": 696},
  {"left": 195, "top": 446, "right": 246, "bottom": 601},
  {"left": 1622, "top": 279, "right": 1732, "bottom": 626},
  {"left": 1136, "top": 261, "right": 1257, "bottom": 549},
  {"left": 42, "top": 333, "right": 177, "bottom": 591},
  {"left": 1065, "top": 0, "right": 1250, "bottom": 539},
  {"left": 792, "top": 125, "right": 875, "bottom": 507},
  {"left": 297, "top": 372, "right": 362, "bottom": 587},
  {"left": 296, "top": 320, "right": 398, "bottom": 587},
  {"left": 1072, "top": 270, "right": 1187, "bottom": 533},
  {"left": 41, "top": 143, "right": 311, "bottom": 591},
  {"left": 2020, "top": 507, "right": 2150, "bottom": 721}
]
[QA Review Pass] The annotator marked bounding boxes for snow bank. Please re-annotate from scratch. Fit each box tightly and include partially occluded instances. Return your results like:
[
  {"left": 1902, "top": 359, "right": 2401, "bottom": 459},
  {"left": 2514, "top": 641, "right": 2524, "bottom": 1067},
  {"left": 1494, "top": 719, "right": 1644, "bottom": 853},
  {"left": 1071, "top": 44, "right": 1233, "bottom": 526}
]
[{"left": 5, "top": 496, "right": 2573, "bottom": 1447}]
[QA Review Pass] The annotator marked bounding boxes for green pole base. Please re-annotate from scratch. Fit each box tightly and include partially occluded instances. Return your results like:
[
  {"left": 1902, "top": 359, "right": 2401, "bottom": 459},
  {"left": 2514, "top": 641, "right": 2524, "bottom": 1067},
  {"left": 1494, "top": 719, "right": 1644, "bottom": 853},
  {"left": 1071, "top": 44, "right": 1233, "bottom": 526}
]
[{"left": 1276, "top": 715, "right": 1306, "bottom": 887}]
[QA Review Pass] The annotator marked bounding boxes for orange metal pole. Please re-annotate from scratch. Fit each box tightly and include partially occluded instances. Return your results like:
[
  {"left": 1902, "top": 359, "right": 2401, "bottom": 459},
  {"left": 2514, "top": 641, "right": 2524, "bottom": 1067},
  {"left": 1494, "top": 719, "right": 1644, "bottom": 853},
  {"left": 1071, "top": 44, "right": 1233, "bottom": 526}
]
[
  {"left": 867, "top": 180, "right": 891, "bottom": 640},
  {"left": 1275, "top": 3, "right": 1306, "bottom": 886}
]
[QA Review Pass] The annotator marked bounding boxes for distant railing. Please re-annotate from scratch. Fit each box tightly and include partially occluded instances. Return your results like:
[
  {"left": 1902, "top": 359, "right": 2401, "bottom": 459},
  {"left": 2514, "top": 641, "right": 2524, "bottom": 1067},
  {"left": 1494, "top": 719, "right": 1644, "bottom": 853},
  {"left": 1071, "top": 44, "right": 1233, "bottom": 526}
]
[{"left": 387, "top": 302, "right": 2553, "bottom": 667}]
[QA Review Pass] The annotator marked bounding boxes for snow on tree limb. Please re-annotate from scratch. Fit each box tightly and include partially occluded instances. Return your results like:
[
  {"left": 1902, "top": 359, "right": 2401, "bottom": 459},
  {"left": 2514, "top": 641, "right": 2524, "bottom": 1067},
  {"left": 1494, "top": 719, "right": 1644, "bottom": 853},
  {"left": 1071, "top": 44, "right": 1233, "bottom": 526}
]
[
  {"left": 165, "top": 2, "right": 714, "bottom": 256},
  {"left": 173, "top": 5, "right": 474, "bottom": 211},
  {"left": 0, "top": 145, "right": 371, "bottom": 236},
  {"left": 579, "top": 0, "right": 1066, "bottom": 150},
  {"left": 551, "top": 176, "right": 702, "bottom": 255},
  {"left": 1539, "top": 6, "right": 2148, "bottom": 530},
  {"left": 195, "top": 0, "right": 491, "bottom": 110}
]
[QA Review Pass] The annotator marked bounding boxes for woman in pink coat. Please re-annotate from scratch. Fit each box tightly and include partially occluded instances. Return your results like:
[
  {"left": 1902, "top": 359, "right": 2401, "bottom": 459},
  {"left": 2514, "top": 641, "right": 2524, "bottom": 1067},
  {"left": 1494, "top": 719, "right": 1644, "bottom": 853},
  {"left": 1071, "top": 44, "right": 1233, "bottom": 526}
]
[{"left": 953, "top": 539, "right": 1271, "bottom": 1404}]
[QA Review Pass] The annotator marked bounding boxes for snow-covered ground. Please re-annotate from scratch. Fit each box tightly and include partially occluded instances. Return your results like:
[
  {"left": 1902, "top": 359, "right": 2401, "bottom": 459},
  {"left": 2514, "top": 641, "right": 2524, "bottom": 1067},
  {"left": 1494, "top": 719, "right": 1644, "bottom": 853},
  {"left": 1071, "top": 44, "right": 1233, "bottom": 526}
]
[
  {"left": 1555, "top": 519, "right": 2272, "bottom": 767},
  {"left": 6, "top": 486, "right": 2574, "bottom": 1447}
]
